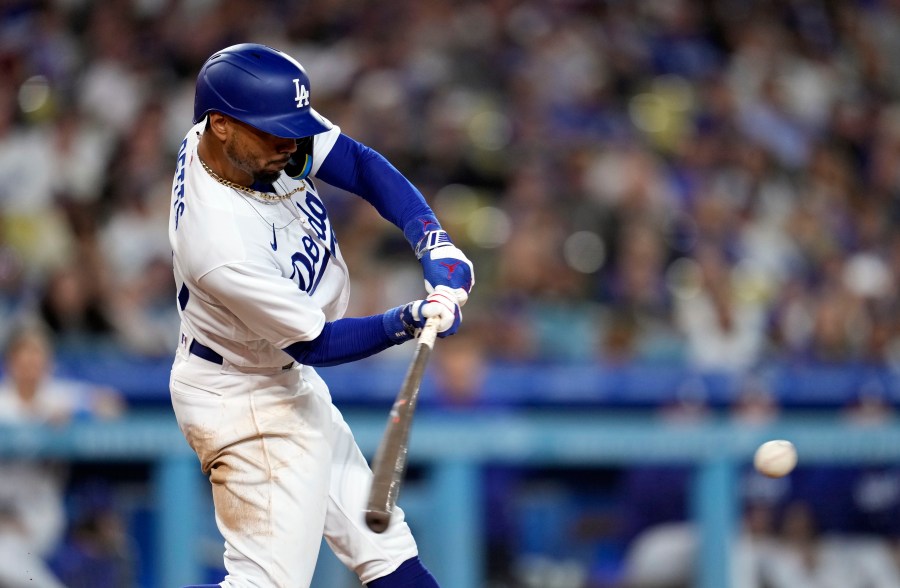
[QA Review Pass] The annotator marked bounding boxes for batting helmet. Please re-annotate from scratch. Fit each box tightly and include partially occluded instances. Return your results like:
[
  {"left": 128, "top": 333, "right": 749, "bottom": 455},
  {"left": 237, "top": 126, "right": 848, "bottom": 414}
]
[{"left": 193, "top": 43, "right": 332, "bottom": 139}]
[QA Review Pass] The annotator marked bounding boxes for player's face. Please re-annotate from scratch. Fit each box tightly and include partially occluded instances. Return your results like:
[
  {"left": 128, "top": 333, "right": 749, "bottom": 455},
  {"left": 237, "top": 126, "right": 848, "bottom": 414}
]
[{"left": 224, "top": 118, "right": 298, "bottom": 185}]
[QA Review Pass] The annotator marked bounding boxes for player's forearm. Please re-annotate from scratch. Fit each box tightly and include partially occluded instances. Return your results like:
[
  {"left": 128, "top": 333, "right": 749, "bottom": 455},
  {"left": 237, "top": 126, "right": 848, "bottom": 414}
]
[
  {"left": 283, "top": 314, "right": 395, "bottom": 367},
  {"left": 314, "top": 134, "right": 471, "bottom": 295},
  {"left": 282, "top": 297, "right": 456, "bottom": 367},
  {"left": 315, "top": 133, "right": 434, "bottom": 232}
]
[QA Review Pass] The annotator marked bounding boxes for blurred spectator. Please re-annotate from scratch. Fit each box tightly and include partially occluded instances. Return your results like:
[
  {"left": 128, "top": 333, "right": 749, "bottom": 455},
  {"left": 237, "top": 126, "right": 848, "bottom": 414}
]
[
  {"left": 761, "top": 500, "right": 853, "bottom": 588},
  {"left": 49, "top": 478, "right": 137, "bottom": 588},
  {"left": 732, "top": 497, "right": 783, "bottom": 588},
  {"left": 617, "top": 394, "right": 710, "bottom": 587},
  {"left": 0, "top": 96, "right": 75, "bottom": 277},
  {"left": 0, "top": 322, "right": 125, "bottom": 587},
  {"left": 673, "top": 243, "right": 768, "bottom": 373},
  {"left": 758, "top": 499, "right": 900, "bottom": 588},
  {"left": 432, "top": 328, "right": 488, "bottom": 408},
  {"left": 0, "top": 321, "right": 124, "bottom": 421},
  {"left": 621, "top": 521, "right": 695, "bottom": 588},
  {"left": 37, "top": 264, "right": 118, "bottom": 354}
]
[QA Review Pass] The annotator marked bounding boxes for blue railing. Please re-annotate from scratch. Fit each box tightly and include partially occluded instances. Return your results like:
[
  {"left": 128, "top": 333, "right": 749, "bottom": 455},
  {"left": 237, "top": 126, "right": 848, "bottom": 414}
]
[{"left": 51, "top": 349, "right": 900, "bottom": 407}]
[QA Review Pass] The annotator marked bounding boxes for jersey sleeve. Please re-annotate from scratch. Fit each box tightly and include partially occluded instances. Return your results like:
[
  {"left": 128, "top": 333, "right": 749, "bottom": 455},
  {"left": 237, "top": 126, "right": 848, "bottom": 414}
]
[
  {"left": 311, "top": 133, "right": 435, "bottom": 237},
  {"left": 198, "top": 262, "right": 326, "bottom": 348},
  {"left": 310, "top": 121, "right": 341, "bottom": 176}
]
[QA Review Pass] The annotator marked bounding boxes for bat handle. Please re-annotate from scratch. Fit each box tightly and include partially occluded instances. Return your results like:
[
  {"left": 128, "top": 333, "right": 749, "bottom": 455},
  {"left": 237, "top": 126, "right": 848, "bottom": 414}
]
[{"left": 419, "top": 315, "right": 440, "bottom": 347}]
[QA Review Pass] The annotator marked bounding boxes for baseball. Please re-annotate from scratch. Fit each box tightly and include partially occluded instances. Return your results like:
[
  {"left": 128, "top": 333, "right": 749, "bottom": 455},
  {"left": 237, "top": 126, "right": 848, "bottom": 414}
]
[{"left": 753, "top": 440, "right": 797, "bottom": 478}]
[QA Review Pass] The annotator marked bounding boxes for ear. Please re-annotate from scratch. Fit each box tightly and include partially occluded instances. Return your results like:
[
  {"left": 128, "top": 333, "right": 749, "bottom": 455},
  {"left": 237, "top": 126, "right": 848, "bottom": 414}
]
[{"left": 207, "top": 113, "right": 230, "bottom": 141}]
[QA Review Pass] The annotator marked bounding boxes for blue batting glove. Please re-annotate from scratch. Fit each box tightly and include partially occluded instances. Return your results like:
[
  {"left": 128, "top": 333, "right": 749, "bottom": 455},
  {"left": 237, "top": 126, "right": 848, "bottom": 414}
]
[{"left": 404, "top": 216, "right": 475, "bottom": 305}]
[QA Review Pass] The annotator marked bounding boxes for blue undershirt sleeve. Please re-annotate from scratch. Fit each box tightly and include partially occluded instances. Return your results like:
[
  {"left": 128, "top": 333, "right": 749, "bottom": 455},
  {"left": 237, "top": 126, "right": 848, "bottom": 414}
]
[
  {"left": 314, "top": 133, "right": 439, "bottom": 245},
  {"left": 283, "top": 314, "right": 394, "bottom": 367}
]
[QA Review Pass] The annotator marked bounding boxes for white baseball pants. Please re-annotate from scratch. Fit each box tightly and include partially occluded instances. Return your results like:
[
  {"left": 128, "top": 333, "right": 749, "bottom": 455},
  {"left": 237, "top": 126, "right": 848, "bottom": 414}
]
[{"left": 169, "top": 350, "right": 419, "bottom": 587}]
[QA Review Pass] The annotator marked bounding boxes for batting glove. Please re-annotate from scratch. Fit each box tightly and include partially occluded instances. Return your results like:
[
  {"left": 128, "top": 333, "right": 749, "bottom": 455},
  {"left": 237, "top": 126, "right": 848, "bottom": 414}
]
[
  {"left": 383, "top": 286, "right": 462, "bottom": 343},
  {"left": 404, "top": 216, "right": 475, "bottom": 306}
]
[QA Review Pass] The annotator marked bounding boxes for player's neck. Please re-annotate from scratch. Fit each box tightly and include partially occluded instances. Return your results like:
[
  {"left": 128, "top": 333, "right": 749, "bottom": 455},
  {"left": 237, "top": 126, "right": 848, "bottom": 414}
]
[{"left": 198, "top": 134, "right": 253, "bottom": 187}]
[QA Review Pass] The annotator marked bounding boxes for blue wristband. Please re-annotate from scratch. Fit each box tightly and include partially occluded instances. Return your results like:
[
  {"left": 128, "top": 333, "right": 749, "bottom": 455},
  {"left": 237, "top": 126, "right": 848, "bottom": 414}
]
[
  {"left": 383, "top": 305, "right": 414, "bottom": 344},
  {"left": 403, "top": 215, "right": 456, "bottom": 260}
]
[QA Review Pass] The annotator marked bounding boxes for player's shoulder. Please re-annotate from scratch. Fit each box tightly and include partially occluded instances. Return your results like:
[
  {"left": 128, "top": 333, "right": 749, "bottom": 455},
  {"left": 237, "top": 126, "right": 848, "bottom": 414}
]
[
  {"left": 174, "top": 176, "right": 264, "bottom": 276},
  {"left": 310, "top": 123, "right": 341, "bottom": 175},
  {"left": 312, "top": 119, "right": 340, "bottom": 149}
]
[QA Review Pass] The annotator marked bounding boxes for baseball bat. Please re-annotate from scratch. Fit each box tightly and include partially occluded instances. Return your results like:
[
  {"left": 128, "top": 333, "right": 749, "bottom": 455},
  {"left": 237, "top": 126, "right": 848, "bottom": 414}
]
[{"left": 365, "top": 316, "right": 440, "bottom": 533}]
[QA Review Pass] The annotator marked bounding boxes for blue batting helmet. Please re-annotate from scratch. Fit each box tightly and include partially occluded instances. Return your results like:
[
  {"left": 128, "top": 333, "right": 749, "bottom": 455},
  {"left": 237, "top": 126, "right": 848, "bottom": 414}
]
[{"left": 193, "top": 43, "right": 332, "bottom": 139}]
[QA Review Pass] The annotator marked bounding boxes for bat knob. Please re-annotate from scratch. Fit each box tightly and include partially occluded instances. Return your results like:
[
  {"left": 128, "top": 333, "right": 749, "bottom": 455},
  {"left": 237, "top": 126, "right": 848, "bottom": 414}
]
[{"left": 365, "top": 511, "right": 390, "bottom": 534}]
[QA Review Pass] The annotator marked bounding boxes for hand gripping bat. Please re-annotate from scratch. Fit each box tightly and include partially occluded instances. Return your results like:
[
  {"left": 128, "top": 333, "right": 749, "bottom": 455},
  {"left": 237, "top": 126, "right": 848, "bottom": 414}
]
[{"left": 365, "top": 316, "right": 439, "bottom": 533}]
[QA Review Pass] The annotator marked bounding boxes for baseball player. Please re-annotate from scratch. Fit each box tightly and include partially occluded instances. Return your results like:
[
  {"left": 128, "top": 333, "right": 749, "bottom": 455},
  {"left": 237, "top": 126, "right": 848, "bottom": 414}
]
[{"left": 169, "top": 44, "right": 473, "bottom": 588}]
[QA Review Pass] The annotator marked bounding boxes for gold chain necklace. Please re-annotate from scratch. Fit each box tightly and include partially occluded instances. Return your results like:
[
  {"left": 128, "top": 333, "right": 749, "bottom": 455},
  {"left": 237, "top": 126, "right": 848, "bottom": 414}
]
[{"left": 199, "top": 157, "right": 304, "bottom": 204}]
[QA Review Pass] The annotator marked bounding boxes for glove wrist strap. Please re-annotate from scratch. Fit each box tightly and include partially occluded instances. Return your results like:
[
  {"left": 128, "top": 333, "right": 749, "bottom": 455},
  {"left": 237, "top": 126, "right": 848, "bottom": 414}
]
[{"left": 414, "top": 230, "right": 452, "bottom": 259}]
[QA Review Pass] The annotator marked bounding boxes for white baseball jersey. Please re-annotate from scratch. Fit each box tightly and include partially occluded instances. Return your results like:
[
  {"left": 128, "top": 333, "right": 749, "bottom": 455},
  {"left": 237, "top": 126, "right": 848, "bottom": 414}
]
[{"left": 169, "top": 119, "right": 349, "bottom": 369}]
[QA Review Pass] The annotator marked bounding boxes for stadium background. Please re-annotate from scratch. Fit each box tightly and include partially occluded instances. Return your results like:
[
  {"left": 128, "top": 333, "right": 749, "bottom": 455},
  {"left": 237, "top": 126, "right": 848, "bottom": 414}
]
[{"left": 4, "top": 0, "right": 900, "bottom": 586}]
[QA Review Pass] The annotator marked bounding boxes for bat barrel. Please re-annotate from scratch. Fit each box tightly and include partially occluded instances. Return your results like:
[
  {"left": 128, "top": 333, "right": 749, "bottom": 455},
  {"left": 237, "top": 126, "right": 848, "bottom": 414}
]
[{"left": 364, "top": 510, "right": 391, "bottom": 534}]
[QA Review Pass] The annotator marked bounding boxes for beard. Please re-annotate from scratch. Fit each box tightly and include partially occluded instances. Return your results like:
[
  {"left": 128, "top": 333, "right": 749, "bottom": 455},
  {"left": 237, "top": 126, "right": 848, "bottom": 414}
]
[
  {"left": 253, "top": 169, "right": 282, "bottom": 185},
  {"left": 225, "top": 138, "right": 282, "bottom": 185}
]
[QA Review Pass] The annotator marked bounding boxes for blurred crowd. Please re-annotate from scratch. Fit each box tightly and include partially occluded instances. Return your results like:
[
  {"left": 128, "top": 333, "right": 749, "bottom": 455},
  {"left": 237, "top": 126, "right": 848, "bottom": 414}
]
[
  {"left": 2, "top": 0, "right": 900, "bottom": 376},
  {"left": 6, "top": 1, "right": 900, "bottom": 585}
]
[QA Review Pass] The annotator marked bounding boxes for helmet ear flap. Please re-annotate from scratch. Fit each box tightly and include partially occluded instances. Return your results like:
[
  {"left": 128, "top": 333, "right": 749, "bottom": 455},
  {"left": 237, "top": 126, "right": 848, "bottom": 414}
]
[{"left": 285, "top": 136, "right": 314, "bottom": 179}]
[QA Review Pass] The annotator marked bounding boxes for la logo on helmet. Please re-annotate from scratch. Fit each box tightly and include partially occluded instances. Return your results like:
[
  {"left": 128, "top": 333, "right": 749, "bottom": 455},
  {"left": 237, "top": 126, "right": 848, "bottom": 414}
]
[{"left": 293, "top": 79, "right": 310, "bottom": 108}]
